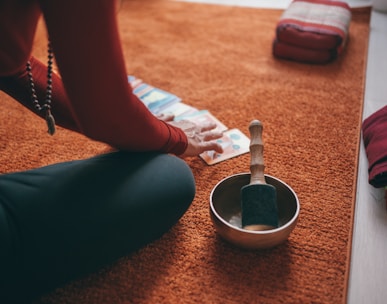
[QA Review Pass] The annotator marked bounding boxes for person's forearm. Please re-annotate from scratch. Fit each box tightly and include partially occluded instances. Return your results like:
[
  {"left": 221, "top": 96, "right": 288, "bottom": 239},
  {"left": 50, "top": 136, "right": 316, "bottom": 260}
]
[{"left": 38, "top": 0, "right": 187, "bottom": 154}]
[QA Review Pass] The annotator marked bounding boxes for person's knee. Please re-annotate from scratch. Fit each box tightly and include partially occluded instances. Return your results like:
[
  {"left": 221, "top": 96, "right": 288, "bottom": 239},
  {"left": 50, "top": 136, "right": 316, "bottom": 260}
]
[{"left": 166, "top": 155, "right": 196, "bottom": 205}]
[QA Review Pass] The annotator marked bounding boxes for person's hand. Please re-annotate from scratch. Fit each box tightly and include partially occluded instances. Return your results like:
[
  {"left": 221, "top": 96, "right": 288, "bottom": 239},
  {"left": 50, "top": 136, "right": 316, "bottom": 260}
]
[
  {"left": 156, "top": 113, "right": 175, "bottom": 122},
  {"left": 168, "top": 119, "right": 224, "bottom": 158}
]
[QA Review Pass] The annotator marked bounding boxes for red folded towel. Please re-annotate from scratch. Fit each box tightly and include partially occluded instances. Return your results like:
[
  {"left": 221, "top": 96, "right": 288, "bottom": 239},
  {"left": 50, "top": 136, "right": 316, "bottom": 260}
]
[
  {"left": 362, "top": 105, "right": 387, "bottom": 188},
  {"left": 273, "top": 0, "right": 352, "bottom": 64}
]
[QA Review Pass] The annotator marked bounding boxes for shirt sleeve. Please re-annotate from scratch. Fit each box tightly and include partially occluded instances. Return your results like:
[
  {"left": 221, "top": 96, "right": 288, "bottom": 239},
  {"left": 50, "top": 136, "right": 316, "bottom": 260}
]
[{"left": 35, "top": 0, "right": 188, "bottom": 155}]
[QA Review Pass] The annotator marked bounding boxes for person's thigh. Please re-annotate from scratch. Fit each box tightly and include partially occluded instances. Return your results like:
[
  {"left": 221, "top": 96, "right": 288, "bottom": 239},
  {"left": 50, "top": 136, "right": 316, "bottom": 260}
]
[{"left": 0, "top": 151, "right": 195, "bottom": 303}]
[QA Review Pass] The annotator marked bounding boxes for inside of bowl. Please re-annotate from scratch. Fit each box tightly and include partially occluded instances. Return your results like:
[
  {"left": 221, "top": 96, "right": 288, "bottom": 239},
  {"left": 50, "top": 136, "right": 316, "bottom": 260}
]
[{"left": 212, "top": 174, "right": 298, "bottom": 229}]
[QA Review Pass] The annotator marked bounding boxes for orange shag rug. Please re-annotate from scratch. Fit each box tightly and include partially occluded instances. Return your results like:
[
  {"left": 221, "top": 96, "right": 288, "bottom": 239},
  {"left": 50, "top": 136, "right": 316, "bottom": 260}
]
[{"left": 0, "top": 1, "right": 371, "bottom": 303}]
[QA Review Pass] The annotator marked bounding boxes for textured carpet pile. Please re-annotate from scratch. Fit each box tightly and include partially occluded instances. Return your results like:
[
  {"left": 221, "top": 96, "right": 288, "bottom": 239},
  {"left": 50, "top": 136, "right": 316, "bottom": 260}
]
[{"left": 0, "top": 1, "right": 371, "bottom": 303}]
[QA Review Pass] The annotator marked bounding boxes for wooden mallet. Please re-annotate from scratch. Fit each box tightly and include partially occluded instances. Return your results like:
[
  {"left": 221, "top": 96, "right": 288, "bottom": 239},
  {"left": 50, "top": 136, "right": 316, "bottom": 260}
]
[{"left": 241, "top": 120, "right": 279, "bottom": 231}]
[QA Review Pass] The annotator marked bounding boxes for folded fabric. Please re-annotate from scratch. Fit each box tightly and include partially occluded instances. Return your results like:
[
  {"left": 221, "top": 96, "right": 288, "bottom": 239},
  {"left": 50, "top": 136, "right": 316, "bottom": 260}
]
[
  {"left": 273, "top": 39, "right": 336, "bottom": 64},
  {"left": 362, "top": 105, "right": 387, "bottom": 188},
  {"left": 272, "top": 0, "right": 352, "bottom": 64}
]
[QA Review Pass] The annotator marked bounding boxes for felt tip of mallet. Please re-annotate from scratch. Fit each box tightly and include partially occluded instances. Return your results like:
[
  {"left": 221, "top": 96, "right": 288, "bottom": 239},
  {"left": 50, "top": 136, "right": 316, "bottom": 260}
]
[{"left": 241, "top": 183, "right": 278, "bottom": 231}]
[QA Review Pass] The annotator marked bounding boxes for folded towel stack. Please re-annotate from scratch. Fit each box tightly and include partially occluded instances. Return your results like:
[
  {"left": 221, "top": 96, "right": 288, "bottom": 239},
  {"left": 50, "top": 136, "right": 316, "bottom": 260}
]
[
  {"left": 272, "top": 0, "right": 352, "bottom": 64},
  {"left": 362, "top": 105, "right": 387, "bottom": 208},
  {"left": 362, "top": 105, "right": 387, "bottom": 189}
]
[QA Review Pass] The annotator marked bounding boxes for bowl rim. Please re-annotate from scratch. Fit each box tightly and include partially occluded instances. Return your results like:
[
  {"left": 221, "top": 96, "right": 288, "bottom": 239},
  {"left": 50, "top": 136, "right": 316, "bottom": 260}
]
[{"left": 210, "top": 172, "right": 300, "bottom": 235}]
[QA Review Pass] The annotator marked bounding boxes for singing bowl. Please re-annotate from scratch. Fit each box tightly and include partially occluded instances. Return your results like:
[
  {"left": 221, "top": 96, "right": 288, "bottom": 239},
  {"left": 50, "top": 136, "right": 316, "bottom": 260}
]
[{"left": 210, "top": 173, "right": 300, "bottom": 249}]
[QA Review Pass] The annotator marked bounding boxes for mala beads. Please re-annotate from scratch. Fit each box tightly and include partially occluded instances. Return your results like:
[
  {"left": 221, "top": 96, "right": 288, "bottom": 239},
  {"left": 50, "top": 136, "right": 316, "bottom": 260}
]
[{"left": 26, "top": 40, "right": 56, "bottom": 135}]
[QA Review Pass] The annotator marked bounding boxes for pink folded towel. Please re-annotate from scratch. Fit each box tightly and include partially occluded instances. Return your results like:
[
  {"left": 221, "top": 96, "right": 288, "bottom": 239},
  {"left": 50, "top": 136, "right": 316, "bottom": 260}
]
[{"left": 273, "top": 0, "right": 352, "bottom": 64}]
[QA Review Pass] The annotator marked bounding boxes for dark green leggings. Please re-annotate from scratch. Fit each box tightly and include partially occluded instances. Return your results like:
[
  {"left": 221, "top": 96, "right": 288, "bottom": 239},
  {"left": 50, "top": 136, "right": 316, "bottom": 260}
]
[{"left": 0, "top": 151, "right": 195, "bottom": 303}]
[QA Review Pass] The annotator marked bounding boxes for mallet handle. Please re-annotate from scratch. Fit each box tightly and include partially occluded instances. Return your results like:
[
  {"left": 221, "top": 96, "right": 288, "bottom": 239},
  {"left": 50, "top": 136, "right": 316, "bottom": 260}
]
[{"left": 249, "top": 120, "right": 266, "bottom": 185}]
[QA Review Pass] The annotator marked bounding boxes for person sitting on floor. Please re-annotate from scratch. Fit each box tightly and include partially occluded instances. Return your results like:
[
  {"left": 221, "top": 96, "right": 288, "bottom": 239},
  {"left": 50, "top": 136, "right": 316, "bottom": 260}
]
[{"left": 0, "top": 0, "right": 223, "bottom": 303}]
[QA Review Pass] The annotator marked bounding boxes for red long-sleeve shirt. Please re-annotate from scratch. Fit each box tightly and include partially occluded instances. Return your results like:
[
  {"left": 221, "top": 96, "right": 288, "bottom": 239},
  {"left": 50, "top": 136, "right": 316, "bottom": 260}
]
[{"left": 0, "top": 0, "right": 188, "bottom": 155}]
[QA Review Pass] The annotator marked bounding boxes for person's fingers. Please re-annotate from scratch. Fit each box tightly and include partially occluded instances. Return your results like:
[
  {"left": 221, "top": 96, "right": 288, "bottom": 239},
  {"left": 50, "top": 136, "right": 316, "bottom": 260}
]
[
  {"left": 200, "top": 130, "right": 223, "bottom": 142},
  {"left": 157, "top": 113, "right": 175, "bottom": 122},
  {"left": 200, "top": 140, "right": 223, "bottom": 154},
  {"left": 197, "top": 122, "right": 218, "bottom": 133}
]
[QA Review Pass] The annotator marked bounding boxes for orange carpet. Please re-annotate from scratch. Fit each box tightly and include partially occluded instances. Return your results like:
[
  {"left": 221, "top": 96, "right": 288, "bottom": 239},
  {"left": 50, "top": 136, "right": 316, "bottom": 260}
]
[{"left": 0, "top": 1, "right": 371, "bottom": 303}]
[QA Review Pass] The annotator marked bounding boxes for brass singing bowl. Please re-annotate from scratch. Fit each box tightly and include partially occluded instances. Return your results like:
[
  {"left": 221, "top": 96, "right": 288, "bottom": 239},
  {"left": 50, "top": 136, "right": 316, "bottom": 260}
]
[{"left": 210, "top": 173, "right": 300, "bottom": 249}]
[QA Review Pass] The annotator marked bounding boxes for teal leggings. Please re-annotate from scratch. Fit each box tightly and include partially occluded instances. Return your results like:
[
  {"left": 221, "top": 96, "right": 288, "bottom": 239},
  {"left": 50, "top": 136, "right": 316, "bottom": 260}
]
[{"left": 0, "top": 151, "right": 195, "bottom": 303}]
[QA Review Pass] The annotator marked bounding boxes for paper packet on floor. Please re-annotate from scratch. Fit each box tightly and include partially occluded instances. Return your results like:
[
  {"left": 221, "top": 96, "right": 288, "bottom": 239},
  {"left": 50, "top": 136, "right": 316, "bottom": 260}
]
[
  {"left": 128, "top": 75, "right": 181, "bottom": 114},
  {"left": 200, "top": 128, "right": 250, "bottom": 165},
  {"left": 128, "top": 75, "right": 249, "bottom": 165},
  {"left": 175, "top": 110, "right": 228, "bottom": 133},
  {"left": 159, "top": 102, "right": 198, "bottom": 118}
]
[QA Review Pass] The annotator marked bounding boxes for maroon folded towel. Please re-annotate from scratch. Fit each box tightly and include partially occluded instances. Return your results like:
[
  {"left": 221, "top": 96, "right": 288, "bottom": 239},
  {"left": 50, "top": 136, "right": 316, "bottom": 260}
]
[
  {"left": 273, "top": 39, "right": 336, "bottom": 64},
  {"left": 362, "top": 105, "right": 387, "bottom": 188},
  {"left": 273, "top": 0, "right": 352, "bottom": 64}
]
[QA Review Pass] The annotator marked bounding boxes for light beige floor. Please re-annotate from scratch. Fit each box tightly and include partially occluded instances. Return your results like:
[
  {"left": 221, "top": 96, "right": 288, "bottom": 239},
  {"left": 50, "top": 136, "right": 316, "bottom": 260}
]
[
  {"left": 177, "top": 1, "right": 387, "bottom": 302},
  {"left": 348, "top": 7, "right": 387, "bottom": 304}
]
